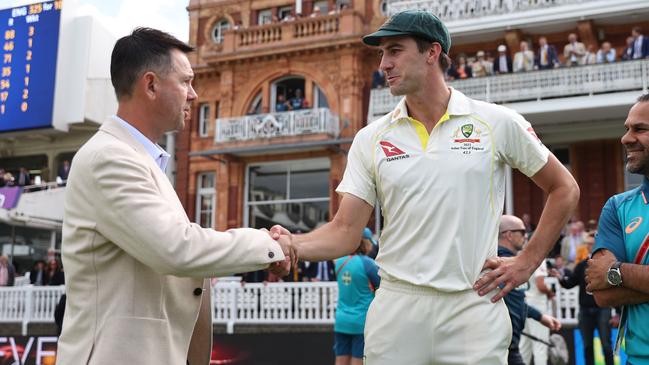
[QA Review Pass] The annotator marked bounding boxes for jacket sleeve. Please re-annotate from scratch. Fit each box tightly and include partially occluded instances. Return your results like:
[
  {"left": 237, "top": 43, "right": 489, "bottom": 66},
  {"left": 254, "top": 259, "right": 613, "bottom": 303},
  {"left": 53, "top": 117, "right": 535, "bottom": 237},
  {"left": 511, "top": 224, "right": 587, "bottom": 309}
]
[{"left": 89, "top": 145, "right": 285, "bottom": 277}]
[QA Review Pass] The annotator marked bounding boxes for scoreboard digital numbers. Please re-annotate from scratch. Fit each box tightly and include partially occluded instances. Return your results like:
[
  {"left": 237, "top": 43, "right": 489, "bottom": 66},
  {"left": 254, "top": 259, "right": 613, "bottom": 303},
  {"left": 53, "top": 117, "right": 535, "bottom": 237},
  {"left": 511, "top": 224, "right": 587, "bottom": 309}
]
[{"left": 0, "top": 1, "right": 62, "bottom": 132}]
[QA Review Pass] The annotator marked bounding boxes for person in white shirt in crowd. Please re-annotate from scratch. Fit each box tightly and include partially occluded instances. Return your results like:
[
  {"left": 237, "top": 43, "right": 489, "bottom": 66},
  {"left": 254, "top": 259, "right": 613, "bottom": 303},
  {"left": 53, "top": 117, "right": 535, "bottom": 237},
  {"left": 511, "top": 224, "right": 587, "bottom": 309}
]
[
  {"left": 596, "top": 41, "right": 616, "bottom": 64},
  {"left": 584, "top": 44, "right": 597, "bottom": 65},
  {"left": 494, "top": 44, "right": 512, "bottom": 74},
  {"left": 519, "top": 258, "right": 556, "bottom": 365},
  {"left": 513, "top": 41, "right": 535, "bottom": 73},
  {"left": 563, "top": 33, "right": 586, "bottom": 66},
  {"left": 631, "top": 26, "right": 649, "bottom": 59},
  {"left": 471, "top": 50, "right": 493, "bottom": 77},
  {"left": 560, "top": 221, "right": 585, "bottom": 270}
]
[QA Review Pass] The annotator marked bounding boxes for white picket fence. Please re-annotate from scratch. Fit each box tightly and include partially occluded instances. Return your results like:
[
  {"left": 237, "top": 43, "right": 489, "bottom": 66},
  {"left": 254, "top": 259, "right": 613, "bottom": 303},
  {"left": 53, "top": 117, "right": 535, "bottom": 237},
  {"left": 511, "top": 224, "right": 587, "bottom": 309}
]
[{"left": 0, "top": 279, "right": 579, "bottom": 335}]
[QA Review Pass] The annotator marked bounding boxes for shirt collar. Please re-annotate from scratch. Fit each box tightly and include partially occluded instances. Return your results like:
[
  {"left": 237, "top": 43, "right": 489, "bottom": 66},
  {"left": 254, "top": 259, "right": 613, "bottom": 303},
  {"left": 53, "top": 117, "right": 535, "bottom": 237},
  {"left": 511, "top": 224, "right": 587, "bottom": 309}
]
[
  {"left": 112, "top": 115, "right": 170, "bottom": 172},
  {"left": 388, "top": 87, "right": 473, "bottom": 124},
  {"left": 641, "top": 176, "right": 649, "bottom": 204}
]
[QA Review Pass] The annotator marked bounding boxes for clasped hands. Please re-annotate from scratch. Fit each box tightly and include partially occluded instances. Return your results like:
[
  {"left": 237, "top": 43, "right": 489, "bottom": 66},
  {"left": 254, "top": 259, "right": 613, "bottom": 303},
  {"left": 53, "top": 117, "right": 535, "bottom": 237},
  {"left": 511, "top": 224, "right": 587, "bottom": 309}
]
[{"left": 262, "top": 225, "right": 297, "bottom": 277}]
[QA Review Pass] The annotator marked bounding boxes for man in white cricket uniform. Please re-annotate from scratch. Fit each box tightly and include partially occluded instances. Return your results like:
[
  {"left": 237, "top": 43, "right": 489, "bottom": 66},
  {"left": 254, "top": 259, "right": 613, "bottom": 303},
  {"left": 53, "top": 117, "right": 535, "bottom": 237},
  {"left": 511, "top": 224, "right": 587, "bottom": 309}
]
[
  {"left": 273, "top": 10, "right": 579, "bottom": 364},
  {"left": 519, "top": 260, "right": 554, "bottom": 365}
]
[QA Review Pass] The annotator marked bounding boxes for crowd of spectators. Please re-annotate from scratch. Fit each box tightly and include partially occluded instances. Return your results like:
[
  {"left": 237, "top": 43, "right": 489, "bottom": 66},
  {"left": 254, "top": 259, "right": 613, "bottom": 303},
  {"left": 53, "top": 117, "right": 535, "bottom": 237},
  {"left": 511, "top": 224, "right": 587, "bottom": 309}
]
[
  {"left": 0, "top": 161, "right": 71, "bottom": 188},
  {"left": 0, "top": 167, "right": 31, "bottom": 187},
  {"left": 0, "top": 255, "right": 65, "bottom": 288},
  {"left": 371, "top": 26, "right": 649, "bottom": 88}
]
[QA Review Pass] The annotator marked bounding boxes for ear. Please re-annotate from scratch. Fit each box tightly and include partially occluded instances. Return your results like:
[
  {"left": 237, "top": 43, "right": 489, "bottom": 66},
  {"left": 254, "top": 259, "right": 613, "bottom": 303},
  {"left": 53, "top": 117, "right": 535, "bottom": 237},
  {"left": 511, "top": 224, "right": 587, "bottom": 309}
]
[
  {"left": 427, "top": 43, "right": 442, "bottom": 65},
  {"left": 142, "top": 71, "right": 158, "bottom": 99}
]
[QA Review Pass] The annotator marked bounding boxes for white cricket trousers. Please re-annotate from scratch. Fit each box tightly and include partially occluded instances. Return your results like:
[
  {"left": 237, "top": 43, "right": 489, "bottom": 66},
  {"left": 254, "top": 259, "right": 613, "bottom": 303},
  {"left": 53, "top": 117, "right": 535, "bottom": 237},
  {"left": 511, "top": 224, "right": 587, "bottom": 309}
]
[{"left": 364, "top": 277, "right": 512, "bottom": 365}]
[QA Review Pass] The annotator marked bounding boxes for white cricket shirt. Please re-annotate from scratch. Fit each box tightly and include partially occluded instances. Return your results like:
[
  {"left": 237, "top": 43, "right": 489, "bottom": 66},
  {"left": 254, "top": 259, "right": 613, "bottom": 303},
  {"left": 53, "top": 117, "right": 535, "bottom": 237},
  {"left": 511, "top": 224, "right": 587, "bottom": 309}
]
[{"left": 336, "top": 88, "right": 549, "bottom": 291}]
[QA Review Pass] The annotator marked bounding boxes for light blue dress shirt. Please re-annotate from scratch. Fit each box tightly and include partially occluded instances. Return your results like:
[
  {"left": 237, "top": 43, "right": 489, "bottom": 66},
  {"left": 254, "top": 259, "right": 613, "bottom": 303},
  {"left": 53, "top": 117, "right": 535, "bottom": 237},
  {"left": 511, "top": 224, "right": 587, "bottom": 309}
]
[{"left": 112, "top": 115, "right": 170, "bottom": 172}]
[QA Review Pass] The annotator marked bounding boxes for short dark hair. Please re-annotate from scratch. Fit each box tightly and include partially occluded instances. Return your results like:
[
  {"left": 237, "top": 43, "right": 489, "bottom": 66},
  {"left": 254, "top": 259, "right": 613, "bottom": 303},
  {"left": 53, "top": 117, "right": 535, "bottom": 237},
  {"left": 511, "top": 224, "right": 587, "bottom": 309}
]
[
  {"left": 633, "top": 26, "right": 642, "bottom": 34},
  {"left": 110, "top": 27, "right": 194, "bottom": 99},
  {"left": 638, "top": 93, "right": 649, "bottom": 103},
  {"left": 413, "top": 36, "right": 451, "bottom": 72}
]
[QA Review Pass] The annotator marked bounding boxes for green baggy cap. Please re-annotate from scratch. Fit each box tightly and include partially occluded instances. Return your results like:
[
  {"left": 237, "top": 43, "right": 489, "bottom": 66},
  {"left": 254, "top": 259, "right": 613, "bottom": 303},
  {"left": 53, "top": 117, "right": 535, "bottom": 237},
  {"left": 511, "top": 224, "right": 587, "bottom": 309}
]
[{"left": 362, "top": 10, "right": 451, "bottom": 54}]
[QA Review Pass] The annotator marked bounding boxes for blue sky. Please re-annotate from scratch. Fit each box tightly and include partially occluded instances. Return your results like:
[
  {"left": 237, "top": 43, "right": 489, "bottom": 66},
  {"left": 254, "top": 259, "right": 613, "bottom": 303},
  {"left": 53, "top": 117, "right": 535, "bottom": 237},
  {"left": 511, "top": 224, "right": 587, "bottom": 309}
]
[{"left": 71, "top": 0, "right": 190, "bottom": 41}]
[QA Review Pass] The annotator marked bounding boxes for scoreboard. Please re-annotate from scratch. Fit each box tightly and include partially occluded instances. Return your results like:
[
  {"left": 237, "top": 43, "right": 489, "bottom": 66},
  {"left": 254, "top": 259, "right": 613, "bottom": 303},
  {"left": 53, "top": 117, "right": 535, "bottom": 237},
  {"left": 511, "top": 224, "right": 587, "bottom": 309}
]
[{"left": 0, "top": 1, "right": 62, "bottom": 132}]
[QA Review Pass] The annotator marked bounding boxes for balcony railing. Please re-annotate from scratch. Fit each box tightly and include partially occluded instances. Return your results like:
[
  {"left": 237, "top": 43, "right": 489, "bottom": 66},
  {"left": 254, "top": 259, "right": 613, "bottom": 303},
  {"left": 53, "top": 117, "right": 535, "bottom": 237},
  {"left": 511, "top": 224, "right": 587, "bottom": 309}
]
[
  {"left": 387, "top": 0, "right": 585, "bottom": 20},
  {"left": 369, "top": 59, "right": 649, "bottom": 119},
  {"left": 0, "top": 285, "right": 65, "bottom": 334},
  {"left": 215, "top": 108, "right": 339, "bottom": 143},
  {"left": 204, "top": 11, "right": 364, "bottom": 61},
  {"left": 0, "top": 278, "right": 580, "bottom": 335}
]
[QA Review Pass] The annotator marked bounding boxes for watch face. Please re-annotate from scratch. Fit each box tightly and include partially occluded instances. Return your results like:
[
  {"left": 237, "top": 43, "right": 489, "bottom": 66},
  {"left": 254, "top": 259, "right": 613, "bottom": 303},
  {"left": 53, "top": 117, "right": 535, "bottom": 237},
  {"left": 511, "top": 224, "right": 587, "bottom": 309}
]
[{"left": 607, "top": 270, "right": 621, "bottom": 286}]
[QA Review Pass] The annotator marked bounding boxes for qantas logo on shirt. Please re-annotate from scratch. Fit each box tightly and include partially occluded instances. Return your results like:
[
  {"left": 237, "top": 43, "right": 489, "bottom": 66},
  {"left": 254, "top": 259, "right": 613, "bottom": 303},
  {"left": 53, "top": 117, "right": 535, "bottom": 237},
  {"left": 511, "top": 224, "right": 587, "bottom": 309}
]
[{"left": 379, "top": 141, "right": 410, "bottom": 162}]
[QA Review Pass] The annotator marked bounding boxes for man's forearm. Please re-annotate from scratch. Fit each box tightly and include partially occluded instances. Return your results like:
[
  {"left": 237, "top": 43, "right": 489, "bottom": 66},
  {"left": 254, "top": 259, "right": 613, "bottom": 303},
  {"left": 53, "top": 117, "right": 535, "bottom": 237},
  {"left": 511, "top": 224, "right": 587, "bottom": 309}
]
[
  {"left": 593, "top": 287, "right": 649, "bottom": 307},
  {"left": 293, "top": 194, "right": 374, "bottom": 261},
  {"left": 621, "top": 263, "right": 649, "bottom": 295},
  {"left": 521, "top": 181, "right": 578, "bottom": 268},
  {"left": 294, "top": 220, "right": 363, "bottom": 261}
]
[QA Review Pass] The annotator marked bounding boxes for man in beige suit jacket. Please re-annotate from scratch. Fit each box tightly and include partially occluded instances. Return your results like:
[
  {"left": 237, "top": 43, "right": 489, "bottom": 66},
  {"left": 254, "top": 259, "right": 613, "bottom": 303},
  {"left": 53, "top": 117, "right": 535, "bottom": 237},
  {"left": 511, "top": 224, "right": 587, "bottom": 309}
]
[{"left": 56, "top": 28, "right": 292, "bottom": 365}]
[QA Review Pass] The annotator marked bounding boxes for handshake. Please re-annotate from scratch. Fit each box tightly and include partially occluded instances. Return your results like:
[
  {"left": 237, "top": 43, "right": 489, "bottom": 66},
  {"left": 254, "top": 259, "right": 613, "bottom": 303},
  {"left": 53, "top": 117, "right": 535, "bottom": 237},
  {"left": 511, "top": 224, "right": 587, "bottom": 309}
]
[{"left": 263, "top": 224, "right": 297, "bottom": 277}]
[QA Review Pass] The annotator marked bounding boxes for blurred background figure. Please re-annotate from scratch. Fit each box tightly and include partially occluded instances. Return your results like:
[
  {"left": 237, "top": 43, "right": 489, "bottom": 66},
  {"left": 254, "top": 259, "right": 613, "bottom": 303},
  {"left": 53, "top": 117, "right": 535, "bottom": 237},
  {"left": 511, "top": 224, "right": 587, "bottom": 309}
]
[
  {"left": 596, "top": 42, "right": 616, "bottom": 64},
  {"left": 333, "top": 238, "right": 380, "bottom": 365},
  {"left": 513, "top": 41, "right": 534, "bottom": 72},
  {"left": 45, "top": 259, "right": 65, "bottom": 286},
  {"left": 471, "top": 50, "right": 493, "bottom": 77},
  {"left": 535, "top": 37, "right": 559, "bottom": 70},
  {"left": 447, "top": 55, "right": 472, "bottom": 80},
  {"left": 550, "top": 233, "right": 614, "bottom": 365},
  {"left": 560, "top": 221, "right": 585, "bottom": 270},
  {"left": 494, "top": 44, "right": 512, "bottom": 74},
  {"left": 371, "top": 69, "right": 386, "bottom": 89},
  {"left": 519, "top": 257, "right": 555, "bottom": 365},
  {"left": 563, "top": 33, "right": 586, "bottom": 66},
  {"left": 0, "top": 255, "right": 15, "bottom": 287},
  {"left": 30, "top": 260, "right": 47, "bottom": 286}
]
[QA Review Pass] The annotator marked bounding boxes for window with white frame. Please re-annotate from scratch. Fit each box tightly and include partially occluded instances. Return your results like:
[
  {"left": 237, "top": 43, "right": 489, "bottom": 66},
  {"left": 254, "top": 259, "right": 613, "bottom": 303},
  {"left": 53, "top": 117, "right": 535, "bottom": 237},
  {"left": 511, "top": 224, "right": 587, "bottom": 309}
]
[
  {"left": 278, "top": 6, "right": 293, "bottom": 20},
  {"left": 258, "top": 9, "right": 273, "bottom": 25},
  {"left": 313, "top": 1, "right": 328, "bottom": 13},
  {"left": 246, "top": 159, "right": 330, "bottom": 232},
  {"left": 199, "top": 103, "right": 210, "bottom": 137},
  {"left": 196, "top": 172, "right": 216, "bottom": 228},
  {"left": 211, "top": 18, "right": 230, "bottom": 44}
]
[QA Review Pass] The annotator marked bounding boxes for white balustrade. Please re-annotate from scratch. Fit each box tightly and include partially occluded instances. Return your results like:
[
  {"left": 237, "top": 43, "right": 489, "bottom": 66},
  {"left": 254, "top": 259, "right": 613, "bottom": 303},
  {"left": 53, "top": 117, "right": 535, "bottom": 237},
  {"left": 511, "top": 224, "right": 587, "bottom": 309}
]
[
  {"left": 0, "top": 285, "right": 65, "bottom": 335},
  {"left": 545, "top": 277, "right": 580, "bottom": 326},
  {"left": 0, "top": 279, "right": 582, "bottom": 334},
  {"left": 387, "top": 0, "right": 585, "bottom": 20},
  {"left": 368, "top": 60, "right": 649, "bottom": 121},
  {"left": 215, "top": 108, "right": 340, "bottom": 143}
]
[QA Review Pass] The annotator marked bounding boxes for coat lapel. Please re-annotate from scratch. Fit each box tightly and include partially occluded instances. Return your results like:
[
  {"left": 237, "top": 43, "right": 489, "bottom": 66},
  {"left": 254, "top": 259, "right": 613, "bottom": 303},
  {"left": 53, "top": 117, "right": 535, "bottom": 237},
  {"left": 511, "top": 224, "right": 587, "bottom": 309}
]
[{"left": 100, "top": 117, "right": 187, "bottom": 217}]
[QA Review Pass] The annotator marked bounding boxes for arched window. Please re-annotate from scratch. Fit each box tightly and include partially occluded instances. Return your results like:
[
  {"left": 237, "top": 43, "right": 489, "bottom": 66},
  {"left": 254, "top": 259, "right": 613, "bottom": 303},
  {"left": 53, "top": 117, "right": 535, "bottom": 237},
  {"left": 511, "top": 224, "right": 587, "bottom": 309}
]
[{"left": 211, "top": 18, "right": 230, "bottom": 44}]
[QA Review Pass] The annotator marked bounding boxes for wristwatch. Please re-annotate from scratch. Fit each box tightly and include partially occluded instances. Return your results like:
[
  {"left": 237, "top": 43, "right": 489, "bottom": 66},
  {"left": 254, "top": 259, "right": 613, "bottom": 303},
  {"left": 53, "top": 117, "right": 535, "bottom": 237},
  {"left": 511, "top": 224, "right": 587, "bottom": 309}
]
[{"left": 606, "top": 261, "right": 623, "bottom": 287}]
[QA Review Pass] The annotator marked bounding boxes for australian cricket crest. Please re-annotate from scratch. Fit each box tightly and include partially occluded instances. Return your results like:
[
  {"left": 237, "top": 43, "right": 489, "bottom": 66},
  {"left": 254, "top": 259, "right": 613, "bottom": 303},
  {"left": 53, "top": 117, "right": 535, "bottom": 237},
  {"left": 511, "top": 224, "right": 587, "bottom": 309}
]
[
  {"left": 461, "top": 124, "right": 473, "bottom": 138},
  {"left": 451, "top": 122, "right": 486, "bottom": 155}
]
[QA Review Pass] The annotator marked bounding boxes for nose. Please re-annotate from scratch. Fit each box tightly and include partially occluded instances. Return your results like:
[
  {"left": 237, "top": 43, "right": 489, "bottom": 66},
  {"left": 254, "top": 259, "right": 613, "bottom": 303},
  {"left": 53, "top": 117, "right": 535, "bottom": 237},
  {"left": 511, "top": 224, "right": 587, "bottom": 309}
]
[
  {"left": 188, "top": 83, "right": 198, "bottom": 101},
  {"left": 379, "top": 54, "right": 392, "bottom": 73},
  {"left": 621, "top": 129, "right": 634, "bottom": 145}
]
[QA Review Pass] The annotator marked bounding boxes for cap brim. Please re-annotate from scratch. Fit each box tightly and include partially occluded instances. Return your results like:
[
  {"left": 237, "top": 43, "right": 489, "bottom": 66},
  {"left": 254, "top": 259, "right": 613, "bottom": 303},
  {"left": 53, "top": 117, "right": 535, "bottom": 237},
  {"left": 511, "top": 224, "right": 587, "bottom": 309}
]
[{"left": 362, "top": 29, "right": 413, "bottom": 46}]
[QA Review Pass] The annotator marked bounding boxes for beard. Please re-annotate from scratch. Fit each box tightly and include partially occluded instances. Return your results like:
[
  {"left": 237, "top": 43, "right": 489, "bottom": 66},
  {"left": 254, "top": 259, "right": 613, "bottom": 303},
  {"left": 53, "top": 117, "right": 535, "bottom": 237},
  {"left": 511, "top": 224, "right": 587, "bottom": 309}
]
[{"left": 625, "top": 145, "right": 649, "bottom": 175}]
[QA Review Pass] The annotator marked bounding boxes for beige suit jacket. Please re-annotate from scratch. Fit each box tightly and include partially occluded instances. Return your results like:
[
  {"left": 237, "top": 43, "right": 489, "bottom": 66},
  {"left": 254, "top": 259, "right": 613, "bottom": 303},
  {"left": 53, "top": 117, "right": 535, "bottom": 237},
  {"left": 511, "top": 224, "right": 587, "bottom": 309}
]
[{"left": 56, "top": 118, "right": 285, "bottom": 365}]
